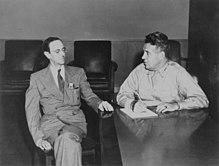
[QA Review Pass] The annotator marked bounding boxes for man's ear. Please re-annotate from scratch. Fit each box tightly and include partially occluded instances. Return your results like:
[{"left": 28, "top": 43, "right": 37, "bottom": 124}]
[
  {"left": 44, "top": 51, "right": 51, "bottom": 59},
  {"left": 160, "top": 51, "right": 165, "bottom": 59}
]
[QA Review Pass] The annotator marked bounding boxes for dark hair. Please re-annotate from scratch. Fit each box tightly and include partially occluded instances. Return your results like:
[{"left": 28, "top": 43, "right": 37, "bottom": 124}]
[
  {"left": 145, "top": 32, "right": 169, "bottom": 55},
  {"left": 42, "top": 37, "right": 62, "bottom": 52}
]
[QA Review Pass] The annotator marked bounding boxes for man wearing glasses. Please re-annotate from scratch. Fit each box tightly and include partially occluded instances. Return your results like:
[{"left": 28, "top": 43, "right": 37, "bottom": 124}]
[
  {"left": 25, "top": 37, "right": 113, "bottom": 166},
  {"left": 117, "top": 32, "right": 209, "bottom": 114}
]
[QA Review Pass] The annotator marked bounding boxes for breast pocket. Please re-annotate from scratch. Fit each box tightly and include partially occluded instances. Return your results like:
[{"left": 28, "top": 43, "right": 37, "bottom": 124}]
[{"left": 71, "top": 88, "right": 81, "bottom": 105}]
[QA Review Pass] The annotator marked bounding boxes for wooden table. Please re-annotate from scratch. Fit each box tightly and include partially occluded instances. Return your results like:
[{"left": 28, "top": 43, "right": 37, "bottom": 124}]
[{"left": 99, "top": 107, "right": 219, "bottom": 166}]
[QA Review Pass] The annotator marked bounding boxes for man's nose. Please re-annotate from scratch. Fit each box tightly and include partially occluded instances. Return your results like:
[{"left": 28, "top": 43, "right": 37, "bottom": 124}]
[
  {"left": 142, "top": 52, "right": 146, "bottom": 59},
  {"left": 60, "top": 51, "right": 65, "bottom": 57}
]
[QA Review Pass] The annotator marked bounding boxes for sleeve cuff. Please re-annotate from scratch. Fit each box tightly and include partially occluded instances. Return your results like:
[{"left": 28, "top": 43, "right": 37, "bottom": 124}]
[
  {"left": 97, "top": 100, "right": 103, "bottom": 108},
  {"left": 36, "top": 138, "right": 42, "bottom": 147},
  {"left": 177, "top": 101, "right": 185, "bottom": 110},
  {"left": 125, "top": 99, "right": 134, "bottom": 109},
  {"left": 33, "top": 131, "right": 44, "bottom": 145},
  {"left": 176, "top": 102, "right": 180, "bottom": 110}
]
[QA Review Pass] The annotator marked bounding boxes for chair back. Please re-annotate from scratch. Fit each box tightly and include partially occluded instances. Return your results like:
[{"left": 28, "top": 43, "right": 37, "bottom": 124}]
[
  {"left": 167, "top": 40, "right": 181, "bottom": 64},
  {"left": 74, "top": 40, "right": 111, "bottom": 77},
  {"left": 5, "top": 40, "right": 44, "bottom": 72},
  {"left": 72, "top": 40, "right": 117, "bottom": 100}
]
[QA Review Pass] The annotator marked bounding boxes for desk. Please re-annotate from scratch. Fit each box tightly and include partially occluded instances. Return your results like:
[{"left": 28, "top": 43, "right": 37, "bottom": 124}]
[{"left": 99, "top": 107, "right": 219, "bottom": 166}]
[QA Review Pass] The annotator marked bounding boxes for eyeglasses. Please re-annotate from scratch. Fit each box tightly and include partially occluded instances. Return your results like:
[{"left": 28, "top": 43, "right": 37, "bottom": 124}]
[{"left": 52, "top": 47, "right": 67, "bottom": 54}]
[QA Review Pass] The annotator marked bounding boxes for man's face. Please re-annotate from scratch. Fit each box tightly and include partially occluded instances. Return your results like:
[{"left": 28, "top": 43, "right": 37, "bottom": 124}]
[
  {"left": 142, "top": 43, "right": 164, "bottom": 70},
  {"left": 45, "top": 40, "right": 66, "bottom": 67}
]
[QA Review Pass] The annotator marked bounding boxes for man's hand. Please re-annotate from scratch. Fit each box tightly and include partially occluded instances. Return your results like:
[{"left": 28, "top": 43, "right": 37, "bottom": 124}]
[
  {"left": 156, "top": 102, "right": 180, "bottom": 114},
  {"left": 36, "top": 139, "right": 52, "bottom": 151},
  {"left": 98, "top": 101, "right": 114, "bottom": 112}
]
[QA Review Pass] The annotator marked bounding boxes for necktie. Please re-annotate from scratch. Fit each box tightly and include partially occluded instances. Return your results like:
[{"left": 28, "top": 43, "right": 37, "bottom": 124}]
[{"left": 57, "top": 69, "right": 64, "bottom": 94}]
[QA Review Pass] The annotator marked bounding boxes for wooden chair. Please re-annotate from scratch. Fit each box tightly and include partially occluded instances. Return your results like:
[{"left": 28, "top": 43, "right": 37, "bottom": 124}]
[
  {"left": 33, "top": 136, "right": 100, "bottom": 166},
  {"left": 33, "top": 104, "right": 100, "bottom": 166}
]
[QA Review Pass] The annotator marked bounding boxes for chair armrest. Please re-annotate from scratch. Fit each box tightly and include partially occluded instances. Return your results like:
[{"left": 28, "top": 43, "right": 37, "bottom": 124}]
[
  {"left": 188, "top": 70, "right": 198, "bottom": 83},
  {"left": 182, "top": 58, "right": 199, "bottom": 83},
  {"left": 111, "top": 61, "right": 118, "bottom": 72}
]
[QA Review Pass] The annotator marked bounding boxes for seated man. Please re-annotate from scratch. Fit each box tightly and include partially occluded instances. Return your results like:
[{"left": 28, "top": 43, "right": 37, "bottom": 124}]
[
  {"left": 117, "top": 31, "right": 209, "bottom": 113},
  {"left": 25, "top": 37, "right": 113, "bottom": 166}
]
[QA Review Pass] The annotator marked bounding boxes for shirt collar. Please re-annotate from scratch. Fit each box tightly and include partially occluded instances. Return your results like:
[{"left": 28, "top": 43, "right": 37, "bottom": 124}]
[
  {"left": 49, "top": 64, "right": 64, "bottom": 72},
  {"left": 146, "top": 61, "right": 169, "bottom": 77},
  {"left": 49, "top": 64, "right": 65, "bottom": 79}
]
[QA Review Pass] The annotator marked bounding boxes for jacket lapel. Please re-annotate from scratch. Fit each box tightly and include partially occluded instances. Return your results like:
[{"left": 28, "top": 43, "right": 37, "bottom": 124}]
[{"left": 41, "top": 66, "right": 64, "bottom": 100}]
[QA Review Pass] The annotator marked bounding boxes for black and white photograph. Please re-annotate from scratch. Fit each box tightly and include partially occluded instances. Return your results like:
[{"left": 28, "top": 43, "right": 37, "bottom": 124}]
[{"left": 0, "top": 0, "right": 218, "bottom": 166}]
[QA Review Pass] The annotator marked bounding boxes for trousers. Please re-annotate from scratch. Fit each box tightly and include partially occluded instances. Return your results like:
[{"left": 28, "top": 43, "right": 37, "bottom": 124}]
[{"left": 54, "top": 132, "right": 82, "bottom": 166}]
